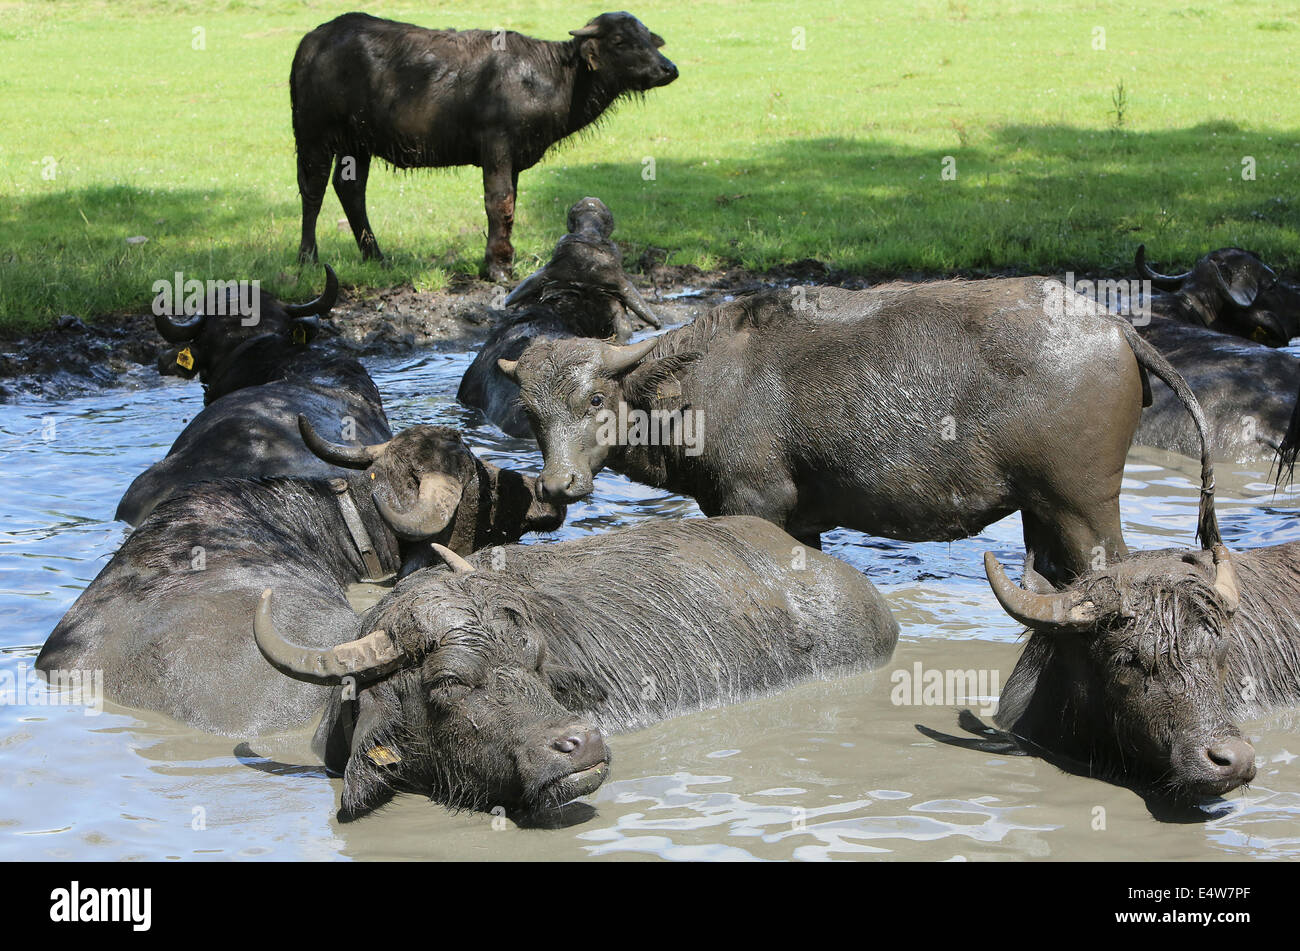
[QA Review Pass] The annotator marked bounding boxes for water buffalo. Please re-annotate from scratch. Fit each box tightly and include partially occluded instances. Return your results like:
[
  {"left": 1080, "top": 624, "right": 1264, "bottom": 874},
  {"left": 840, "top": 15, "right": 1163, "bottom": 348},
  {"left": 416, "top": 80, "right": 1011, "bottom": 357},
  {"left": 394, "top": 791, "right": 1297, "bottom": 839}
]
[
  {"left": 1136, "top": 244, "right": 1300, "bottom": 346},
  {"left": 502, "top": 279, "right": 1219, "bottom": 583},
  {"left": 983, "top": 534, "right": 1300, "bottom": 801},
  {"left": 458, "top": 197, "right": 661, "bottom": 437},
  {"left": 39, "top": 418, "right": 565, "bottom": 736},
  {"left": 253, "top": 516, "right": 899, "bottom": 819},
  {"left": 290, "top": 12, "right": 678, "bottom": 280},
  {"left": 117, "top": 267, "right": 392, "bottom": 525}
]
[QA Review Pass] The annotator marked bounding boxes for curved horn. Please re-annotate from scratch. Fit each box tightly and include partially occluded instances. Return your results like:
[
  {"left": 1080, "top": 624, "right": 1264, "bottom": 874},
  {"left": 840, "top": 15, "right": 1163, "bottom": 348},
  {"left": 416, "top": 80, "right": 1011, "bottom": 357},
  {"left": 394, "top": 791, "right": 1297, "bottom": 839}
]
[
  {"left": 569, "top": 23, "right": 601, "bottom": 38},
  {"left": 983, "top": 552, "right": 1100, "bottom": 632},
  {"left": 1210, "top": 259, "right": 1263, "bottom": 309},
  {"left": 154, "top": 310, "right": 206, "bottom": 343},
  {"left": 284, "top": 264, "right": 339, "bottom": 318},
  {"left": 431, "top": 542, "right": 476, "bottom": 573},
  {"left": 497, "top": 357, "right": 520, "bottom": 381},
  {"left": 254, "top": 589, "right": 407, "bottom": 684},
  {"left": 600, "top": 336, "right": 660, "bottom": 373},
  {"left": 298, "top": 414, "right": 388, "bottom": 469},
  {"left": 617, "top": 276, "right": 663, "bottom": 329},
  {"left": 1211, "top": 545, "right": 1241, "bottom": 614},
  {"left": 1135, "top": 245, "right": 1192, "bottom": 291},
  {"left": 374, "top": 472, "right": 464, "bottom": 541}
]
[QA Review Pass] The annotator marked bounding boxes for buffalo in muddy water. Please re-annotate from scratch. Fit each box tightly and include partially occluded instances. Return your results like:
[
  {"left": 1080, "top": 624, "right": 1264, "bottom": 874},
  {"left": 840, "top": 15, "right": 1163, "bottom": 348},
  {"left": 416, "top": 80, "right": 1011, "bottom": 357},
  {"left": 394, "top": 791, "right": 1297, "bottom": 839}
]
[
  {"left": 290, "top": 12, "right": 678, "bottom": 280},
  {"left": 40, "top": 419, "right": 564, "bottom": 735},
  {"left": 983, "top": 532, "right": 1300, "bottom": 802},
  {"left": 117, "top": 267, "right": 392, "bottom": 525},
  {"left": 503, "top": 279, "right": 1220, "bottom": 584},
  {"left": 458, "top": 197, "right": 662, "bottom": 437},
  {"left": 1136, "top": 244, "right": 1300, "bottom": 346},
  {"left": 253, "top": 516, "right": 898, "bottom": 819}
]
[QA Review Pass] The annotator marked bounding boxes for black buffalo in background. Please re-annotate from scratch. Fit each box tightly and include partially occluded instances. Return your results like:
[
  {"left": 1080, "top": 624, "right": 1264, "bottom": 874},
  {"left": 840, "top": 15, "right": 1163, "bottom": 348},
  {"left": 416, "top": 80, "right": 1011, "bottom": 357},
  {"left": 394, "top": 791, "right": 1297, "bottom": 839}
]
[
  {"left": 458, "top": 197, "right": 662, "bottom": 437},
  {"left": 117, "top": 267, "right": 392, "bottom": 525},
  {"left": 290, "top": 11, "right": 678, "bottom": 280}
]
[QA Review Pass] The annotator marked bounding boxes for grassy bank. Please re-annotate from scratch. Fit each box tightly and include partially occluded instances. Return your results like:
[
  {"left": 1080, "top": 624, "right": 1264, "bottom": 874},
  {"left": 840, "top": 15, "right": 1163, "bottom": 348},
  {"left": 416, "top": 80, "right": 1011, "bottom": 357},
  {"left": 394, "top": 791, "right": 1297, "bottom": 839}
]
[{"left": 1, "top": 0, "right": 1298, "bottom": 330}]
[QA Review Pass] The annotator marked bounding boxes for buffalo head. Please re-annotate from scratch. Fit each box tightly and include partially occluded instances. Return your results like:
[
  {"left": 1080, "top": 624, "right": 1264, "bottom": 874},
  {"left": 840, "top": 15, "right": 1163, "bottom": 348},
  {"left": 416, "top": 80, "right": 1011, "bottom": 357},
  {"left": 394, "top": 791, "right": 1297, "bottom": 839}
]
[
  {"left": 499, "top": 336, "right": 675, "bottom": 501},
  {"left": 298, "top": 415, "right": 565, "bottom": 548},
  {"left": 570, "top": 12, "right": 678, "bottom": 91},
  {"left": 254, "top": 555, "right": 610, "bottom": 819},
  {"left": 984, "top": 544, "right": 1256, "bottom": 800},
  {"left": 154, "top": 266, "right": 338, "bottom": 383},
  {"left": 1137, "top": 245, "right": 1300, "bottom": 346}
]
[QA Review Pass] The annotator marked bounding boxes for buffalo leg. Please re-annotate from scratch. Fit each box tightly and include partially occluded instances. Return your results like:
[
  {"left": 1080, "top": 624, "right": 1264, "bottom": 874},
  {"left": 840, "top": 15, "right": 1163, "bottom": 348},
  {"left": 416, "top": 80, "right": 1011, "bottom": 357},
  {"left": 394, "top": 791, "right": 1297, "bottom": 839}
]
[
  {"left": 1022, "top": 506, "right": 1127, "bottom": 587},
  {"left": 297, "top": 146, "right": 333, "bottom": 263},
  {"left": 332, "top": 151, "right": 382, "bottom": 262},
  {"left": 481, "top": 160, "right": 517, "bottom": 282}
]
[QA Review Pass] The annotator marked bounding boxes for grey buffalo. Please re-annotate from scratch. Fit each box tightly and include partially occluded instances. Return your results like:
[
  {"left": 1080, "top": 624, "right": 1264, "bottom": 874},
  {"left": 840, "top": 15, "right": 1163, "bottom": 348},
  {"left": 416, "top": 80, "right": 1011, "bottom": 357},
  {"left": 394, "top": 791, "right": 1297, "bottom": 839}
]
[
  {"left": 39, "top": 419, "right": 564, "bottom": 735},
  {"left": 458, "top": 197, "right": 661, "bottom": 437},
  {"left": 503, "top": 279, "right": 1219, "bottom": 584},
  {"left": 254, "top": 516, "right": 899, "bottom": 819},
  {"left": 290, "top": 12, "right": 678, "bottom": 280},
  {"left": 984, "top": 531, "right": 1300, "bottom": 801}
]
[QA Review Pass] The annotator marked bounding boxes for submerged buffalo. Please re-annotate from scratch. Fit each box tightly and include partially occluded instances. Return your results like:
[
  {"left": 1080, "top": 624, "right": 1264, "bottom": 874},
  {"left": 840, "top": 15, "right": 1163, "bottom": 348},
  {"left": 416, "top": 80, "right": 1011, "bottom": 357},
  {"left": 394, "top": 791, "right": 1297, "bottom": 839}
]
[
  {"left": 458, "top": 197, "right": 661, "bottom": 437},
  {"left": 984, "top": 532, "right": 1300, "bottom": 801},
  {"left": 117, "top": 267, "right": 391, "bottom": 525},
  {"left": 291, "top": 12, "right": 678, "bottom": 280},
  {"left": 503, "top": 279, "right": 1218, "bottom": 583},
  {"left": 254, "top": 516, "right": 899, "bottom": 819},
  {"left": 40, "top": 419, "right": 564, "bottom": 735},
  {"left": 1136, "top": 245, "right": 1300, "bottom": 346}
]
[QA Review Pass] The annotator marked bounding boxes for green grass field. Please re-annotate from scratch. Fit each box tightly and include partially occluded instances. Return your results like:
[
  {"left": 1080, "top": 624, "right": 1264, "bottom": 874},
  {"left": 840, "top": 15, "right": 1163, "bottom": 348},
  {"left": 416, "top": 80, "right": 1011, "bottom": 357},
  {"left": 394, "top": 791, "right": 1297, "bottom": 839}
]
[{"left": 1, "top": 0, "right": 1298, "bottom": 330}]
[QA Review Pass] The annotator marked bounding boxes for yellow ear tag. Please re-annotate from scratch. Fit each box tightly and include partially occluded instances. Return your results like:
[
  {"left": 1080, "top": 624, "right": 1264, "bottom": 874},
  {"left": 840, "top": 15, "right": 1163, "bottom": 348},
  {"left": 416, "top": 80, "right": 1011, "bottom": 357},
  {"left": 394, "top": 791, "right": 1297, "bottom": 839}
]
[
  {"left": 365, "top": 745, "right": 402, "bottom": 766},
  {"left": 292, "top": 324, "right": 308, "bottom": 344},
  {"left": 176, "top": 347, "right": 194, "bottom": 370}
]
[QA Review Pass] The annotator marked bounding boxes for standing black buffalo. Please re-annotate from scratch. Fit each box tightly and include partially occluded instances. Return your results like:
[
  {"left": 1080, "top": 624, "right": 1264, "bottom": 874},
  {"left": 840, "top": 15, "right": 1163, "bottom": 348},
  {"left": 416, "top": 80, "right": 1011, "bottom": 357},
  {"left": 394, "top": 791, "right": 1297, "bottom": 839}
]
[
  {"left": 253, "top": 516, "right": 899, "bottom": 819},
  {"left": 503, "top": 279, "right": 1219, "bottom": 583},
  {"left": 39, "top": 418, "right": 565, "bottom": 736},
  {"left": 290, "top": 11, "right": 678, "bottom": 280},
  {"left": 458, "top": 197, "right": 661, "bottom": 437},
  {"left": 117, "top": 267, "right": 392, "bottom": 525},
  {"left": 983, "top": 532, "right": 1300, "bottom": 802}
]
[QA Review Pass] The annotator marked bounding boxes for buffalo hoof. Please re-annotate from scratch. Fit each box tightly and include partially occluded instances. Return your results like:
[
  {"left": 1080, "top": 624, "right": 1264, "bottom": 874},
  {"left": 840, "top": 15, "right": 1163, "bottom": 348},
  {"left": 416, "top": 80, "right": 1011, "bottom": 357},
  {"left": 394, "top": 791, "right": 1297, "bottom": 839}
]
[
  {"left": 297, "top": 246, "right": 319, "bottom": 265},
  {"left": 483, "top": 260, "right": 514, "bottom": 284}
]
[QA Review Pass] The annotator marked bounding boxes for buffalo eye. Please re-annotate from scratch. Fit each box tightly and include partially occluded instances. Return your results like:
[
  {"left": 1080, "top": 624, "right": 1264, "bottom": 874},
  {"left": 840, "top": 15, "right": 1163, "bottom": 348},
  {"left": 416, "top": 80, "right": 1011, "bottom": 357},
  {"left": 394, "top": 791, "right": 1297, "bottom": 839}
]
[
  {"left": 589, "top": 393, "right": 605, "bottom": 409},
  {"left": 428, "top": 675, "right": 471, "bottom": 700}
]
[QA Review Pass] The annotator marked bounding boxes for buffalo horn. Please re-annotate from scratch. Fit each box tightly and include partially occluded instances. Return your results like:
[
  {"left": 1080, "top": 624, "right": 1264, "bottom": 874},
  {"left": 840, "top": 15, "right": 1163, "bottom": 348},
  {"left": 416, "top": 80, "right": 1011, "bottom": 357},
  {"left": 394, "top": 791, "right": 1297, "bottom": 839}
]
[
  {"left": 374, "top": 472, "right": 464, "bottom": 540},
  {"left": 1135, "top": 245, "right": 1192, "bottom": 291},
  {"left": 154, "top": 311, "right": 206, "bottom": 343},
  {"left": 1211, "top": 544, "right": 1241, "bottom": 614},
  {"left": 431, "top": 542, "right": 476, "bottom": 573},
  {"left": 569, "top": 23, "right": 601, "bottom": 38},
  {"left": 600, "top": 336, "right": 660, "bottom": 373},
  {"left": 617, "top": 276, "right": 663, "bottom": 329},
  {"left": 254, "top": 589, "right": 407, "bottom": 684},
  {"left": 983, "top": 552, "right": 1100, "bottom": 632},
  {"left": 283, "top": 264, "right": 339, "bottom": 318},
  {"left": 298, "top": 415, "right": 388, "bottom": 468}
]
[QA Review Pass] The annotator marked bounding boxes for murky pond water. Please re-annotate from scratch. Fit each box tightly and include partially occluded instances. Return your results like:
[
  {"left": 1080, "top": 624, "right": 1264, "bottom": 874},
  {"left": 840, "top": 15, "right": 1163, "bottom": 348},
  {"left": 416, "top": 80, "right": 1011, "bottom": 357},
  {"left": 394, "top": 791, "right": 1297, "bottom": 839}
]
[{"left": 2, "top": 329, "right": 1299, "bottom": 861}]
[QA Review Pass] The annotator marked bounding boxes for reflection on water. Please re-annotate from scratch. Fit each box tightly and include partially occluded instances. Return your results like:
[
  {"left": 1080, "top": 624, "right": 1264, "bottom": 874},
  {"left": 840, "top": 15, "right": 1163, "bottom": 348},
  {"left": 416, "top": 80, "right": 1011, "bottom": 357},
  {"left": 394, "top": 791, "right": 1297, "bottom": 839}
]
[{"left": 1, "top": 335, "right": 1299, "bottom": 861}]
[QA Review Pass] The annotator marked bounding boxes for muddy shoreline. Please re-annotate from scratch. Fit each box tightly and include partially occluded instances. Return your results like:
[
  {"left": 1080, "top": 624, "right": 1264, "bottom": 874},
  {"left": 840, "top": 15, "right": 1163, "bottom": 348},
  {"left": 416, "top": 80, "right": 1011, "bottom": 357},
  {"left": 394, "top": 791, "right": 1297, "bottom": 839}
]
[{"left": 0, "top": 259, "right": 887, "bottom": 401}]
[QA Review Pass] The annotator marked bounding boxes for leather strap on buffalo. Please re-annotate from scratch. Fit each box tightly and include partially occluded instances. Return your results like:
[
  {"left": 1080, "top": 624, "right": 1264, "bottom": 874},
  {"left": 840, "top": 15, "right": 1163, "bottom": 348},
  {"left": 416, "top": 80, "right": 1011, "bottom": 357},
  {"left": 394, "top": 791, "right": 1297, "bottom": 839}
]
[{"left": 330, "top": 478, "right": 388, "bottom": 582}]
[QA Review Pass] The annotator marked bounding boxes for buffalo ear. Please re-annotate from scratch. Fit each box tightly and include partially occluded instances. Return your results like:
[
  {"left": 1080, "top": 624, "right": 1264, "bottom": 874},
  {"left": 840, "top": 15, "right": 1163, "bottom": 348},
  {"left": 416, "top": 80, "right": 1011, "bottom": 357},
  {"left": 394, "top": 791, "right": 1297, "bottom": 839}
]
[
  {"left": 578, "top": 37, "right": 600, "bottom": 71},
  {"left": 546, "top": 664, "right": 608, "bottom": 711},
  {"left": 650, "top": 32, "right": 665, "bottom": 49},
  {"left": 290, "top": 315, "right": 320, "bottom": 344},
  {"left": 338, "top": 687, "right": 402, "bottom": 822},
  {"left": 624, "top": 351, "right": 701, "bottom": 404}
]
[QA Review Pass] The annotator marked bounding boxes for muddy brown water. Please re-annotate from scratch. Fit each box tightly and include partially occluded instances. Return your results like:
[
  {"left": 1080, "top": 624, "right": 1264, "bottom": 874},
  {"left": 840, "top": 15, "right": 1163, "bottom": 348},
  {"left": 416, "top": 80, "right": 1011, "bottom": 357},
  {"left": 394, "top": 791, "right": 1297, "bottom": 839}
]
[{"left": 2, "top": 307, "right": 1298, "bottom": 861}]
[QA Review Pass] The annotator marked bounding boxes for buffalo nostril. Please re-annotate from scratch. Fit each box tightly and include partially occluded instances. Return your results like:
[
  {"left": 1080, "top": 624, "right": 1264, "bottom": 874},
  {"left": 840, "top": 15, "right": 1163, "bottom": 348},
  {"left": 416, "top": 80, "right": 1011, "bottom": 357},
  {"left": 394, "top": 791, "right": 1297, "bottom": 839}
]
[
  {"left": 552, "top": 735, "right": 582, "bottom": 754},
  {"left": 1205, "top": 738, "right": 1256, "bottom": 781}
]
